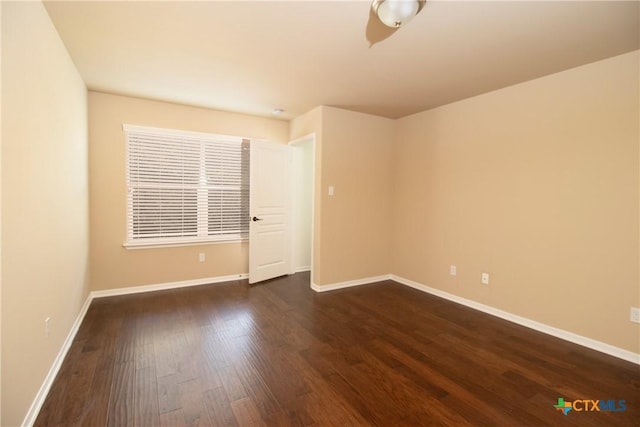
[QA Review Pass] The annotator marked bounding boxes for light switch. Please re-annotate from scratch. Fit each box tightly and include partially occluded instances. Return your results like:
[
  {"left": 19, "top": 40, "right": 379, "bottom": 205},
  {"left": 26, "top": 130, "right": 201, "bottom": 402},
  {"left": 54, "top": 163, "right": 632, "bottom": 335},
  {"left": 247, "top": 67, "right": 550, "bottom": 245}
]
[{"left": 328, "top": 186, "right": 334, "bottom": 196}]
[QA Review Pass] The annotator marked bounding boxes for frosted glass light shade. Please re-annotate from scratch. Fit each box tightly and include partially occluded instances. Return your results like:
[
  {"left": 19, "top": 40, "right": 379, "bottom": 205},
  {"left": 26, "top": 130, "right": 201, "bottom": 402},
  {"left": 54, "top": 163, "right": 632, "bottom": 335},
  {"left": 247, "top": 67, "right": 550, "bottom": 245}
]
[{"left": 372, "top": 0, "right": 420, "bottom": 28}]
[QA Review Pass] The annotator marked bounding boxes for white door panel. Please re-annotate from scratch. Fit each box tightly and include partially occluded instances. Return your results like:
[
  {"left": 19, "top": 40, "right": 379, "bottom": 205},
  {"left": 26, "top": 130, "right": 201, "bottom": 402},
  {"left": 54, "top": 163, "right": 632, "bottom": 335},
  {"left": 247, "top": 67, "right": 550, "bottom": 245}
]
[{"left": 249, "top": 141, "right": 291, "bottom": 284}]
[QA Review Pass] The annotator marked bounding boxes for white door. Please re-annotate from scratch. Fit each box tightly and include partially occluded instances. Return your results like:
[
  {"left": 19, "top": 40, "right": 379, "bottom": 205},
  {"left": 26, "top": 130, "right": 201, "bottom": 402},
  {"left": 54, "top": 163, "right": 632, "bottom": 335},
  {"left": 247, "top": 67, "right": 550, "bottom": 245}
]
[{"left": 249, "top": 140, "right": 291, "bottom": 284}]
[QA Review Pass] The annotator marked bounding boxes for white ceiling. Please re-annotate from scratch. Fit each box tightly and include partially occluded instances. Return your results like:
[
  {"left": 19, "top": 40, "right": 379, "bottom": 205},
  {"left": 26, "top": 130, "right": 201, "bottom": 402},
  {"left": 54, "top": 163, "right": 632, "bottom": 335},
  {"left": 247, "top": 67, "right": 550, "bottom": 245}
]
[{"left": 44, "top": 0, "right": 640, "bottom": 120}]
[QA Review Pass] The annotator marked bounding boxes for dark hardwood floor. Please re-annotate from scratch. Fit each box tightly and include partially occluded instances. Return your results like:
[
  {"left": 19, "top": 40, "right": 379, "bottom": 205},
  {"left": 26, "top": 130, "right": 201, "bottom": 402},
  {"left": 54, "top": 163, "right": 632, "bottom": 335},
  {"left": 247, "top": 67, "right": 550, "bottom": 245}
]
[{"left": 35, "top": 272, "right": 639, "bottom": 426}]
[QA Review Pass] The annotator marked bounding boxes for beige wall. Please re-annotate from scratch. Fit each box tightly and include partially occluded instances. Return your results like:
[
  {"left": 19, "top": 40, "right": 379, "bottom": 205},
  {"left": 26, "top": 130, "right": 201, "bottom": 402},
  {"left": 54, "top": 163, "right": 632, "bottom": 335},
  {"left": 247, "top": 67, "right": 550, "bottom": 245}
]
[
  {"left": 290, "top": 106, "right": 396, "bottom": 286},
  {"left": 89, "top": 92, "right": 289, "bottom": 291},
  {"left": 317, "top": 107, "right": 395, "bottom": 285},
  {"left": 0, "top": 2, "right": 4, "bottom": 423},
  {"left": 392, "top": 51, "right": 640, "bottom": 353},
  {"left": 1, "top": 2, "right": 90, "bottom": 425}
]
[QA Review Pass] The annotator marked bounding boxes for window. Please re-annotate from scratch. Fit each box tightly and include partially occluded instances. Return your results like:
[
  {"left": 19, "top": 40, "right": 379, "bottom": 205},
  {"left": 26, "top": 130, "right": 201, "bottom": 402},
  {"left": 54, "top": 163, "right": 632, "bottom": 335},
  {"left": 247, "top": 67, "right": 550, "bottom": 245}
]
[{"left": 124, "top": 125, "right": 250, "bottom": 247}]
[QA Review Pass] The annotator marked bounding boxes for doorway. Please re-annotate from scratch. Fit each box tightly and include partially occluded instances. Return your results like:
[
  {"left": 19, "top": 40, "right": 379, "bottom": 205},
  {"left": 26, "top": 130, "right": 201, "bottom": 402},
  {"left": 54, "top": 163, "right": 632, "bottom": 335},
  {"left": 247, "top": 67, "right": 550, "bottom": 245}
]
[{"left": 289, "top": 134, "right": 315, "bottom": 281}]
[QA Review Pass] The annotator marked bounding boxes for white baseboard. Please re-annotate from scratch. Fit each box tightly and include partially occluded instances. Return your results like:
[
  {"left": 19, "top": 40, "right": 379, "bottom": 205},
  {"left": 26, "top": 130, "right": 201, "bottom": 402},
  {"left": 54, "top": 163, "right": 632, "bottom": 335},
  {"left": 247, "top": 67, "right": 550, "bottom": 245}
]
[
  {"left": 24, "top": 271, "right": 639, "bottom": 426},
  {"left": 294, "top": 266, "right": 311, "bottom": 273},
  {"left": 310, "top": 273, "right": 639, "bottom": 364},
  {"left": 390, "top": 274, "right": 640, "bottom": 365},
  {"left": 91, "top": 273, "right": 249, "bottom": 299},
  {"left": 23, "top": 272, "right": 249, "bottom": 426},
  {"left": 22, "top": 293, "right": 93, "bottom": 427},
  {"left": 311, "top": 274, "right": 390, "bottom": 292}
]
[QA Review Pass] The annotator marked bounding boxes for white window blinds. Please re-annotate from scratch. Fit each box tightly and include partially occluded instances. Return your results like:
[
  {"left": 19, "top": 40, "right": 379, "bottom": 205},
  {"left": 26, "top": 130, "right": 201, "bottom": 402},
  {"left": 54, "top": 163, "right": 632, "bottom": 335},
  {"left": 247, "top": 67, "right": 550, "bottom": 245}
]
[{"left": 124, "top": 125, "right": 250, "bottom": 246}]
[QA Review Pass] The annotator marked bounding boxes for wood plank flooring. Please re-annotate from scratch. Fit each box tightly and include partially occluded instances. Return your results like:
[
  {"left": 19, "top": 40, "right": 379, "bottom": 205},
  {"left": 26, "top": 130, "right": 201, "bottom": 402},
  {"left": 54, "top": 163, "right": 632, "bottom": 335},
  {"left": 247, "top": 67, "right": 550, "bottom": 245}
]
[{"left": 35, "top": 272, "right": 639, "bottom": 426}]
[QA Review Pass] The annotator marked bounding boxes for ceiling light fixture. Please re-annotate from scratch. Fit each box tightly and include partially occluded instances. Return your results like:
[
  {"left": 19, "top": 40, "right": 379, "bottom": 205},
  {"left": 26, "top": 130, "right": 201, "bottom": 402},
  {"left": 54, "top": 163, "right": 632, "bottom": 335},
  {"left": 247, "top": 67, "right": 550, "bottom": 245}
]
[
  {"left": 371, "top": 0, "right": 422, "bottom": 28},
  {"left": 271, "top": 108, "right": 284, "bottom": 116}
]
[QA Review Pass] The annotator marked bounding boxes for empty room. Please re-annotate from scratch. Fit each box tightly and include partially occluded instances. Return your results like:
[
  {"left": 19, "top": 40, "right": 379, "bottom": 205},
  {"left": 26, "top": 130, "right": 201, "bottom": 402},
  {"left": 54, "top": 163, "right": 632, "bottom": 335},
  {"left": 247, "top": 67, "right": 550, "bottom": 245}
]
[{"left": 2, "top": 0, "right": 639, "bottom": 426}]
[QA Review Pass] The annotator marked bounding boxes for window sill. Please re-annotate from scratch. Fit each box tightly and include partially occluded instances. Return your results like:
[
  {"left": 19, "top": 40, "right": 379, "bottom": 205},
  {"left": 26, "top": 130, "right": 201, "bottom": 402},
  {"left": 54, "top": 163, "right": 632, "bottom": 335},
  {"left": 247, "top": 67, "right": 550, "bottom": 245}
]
[{"left": 123, "top": 238, "right": 247, "bottom": 250}]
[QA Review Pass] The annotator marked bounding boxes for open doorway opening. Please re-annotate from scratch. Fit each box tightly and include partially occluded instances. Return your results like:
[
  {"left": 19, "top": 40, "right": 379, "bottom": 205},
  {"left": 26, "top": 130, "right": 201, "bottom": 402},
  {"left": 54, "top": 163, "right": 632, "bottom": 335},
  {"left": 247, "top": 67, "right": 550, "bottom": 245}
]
[{"left": 289, "top": 135, "right": 315, "bottom": 282}]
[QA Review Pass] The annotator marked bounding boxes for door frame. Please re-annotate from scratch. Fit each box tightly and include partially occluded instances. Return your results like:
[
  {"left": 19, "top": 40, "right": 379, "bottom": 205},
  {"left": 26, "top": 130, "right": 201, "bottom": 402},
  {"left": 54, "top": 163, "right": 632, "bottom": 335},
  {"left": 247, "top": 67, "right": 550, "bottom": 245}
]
[{"left": 288, "top": 133, "right": 316, "bottom": 283}]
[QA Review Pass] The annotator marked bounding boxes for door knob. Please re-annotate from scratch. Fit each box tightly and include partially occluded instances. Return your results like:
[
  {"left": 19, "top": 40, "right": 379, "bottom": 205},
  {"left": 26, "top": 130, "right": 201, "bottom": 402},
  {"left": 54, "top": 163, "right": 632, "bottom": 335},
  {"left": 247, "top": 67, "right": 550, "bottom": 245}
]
[{"left": 252, "top": 216, "right": 263, "bottom": 222}]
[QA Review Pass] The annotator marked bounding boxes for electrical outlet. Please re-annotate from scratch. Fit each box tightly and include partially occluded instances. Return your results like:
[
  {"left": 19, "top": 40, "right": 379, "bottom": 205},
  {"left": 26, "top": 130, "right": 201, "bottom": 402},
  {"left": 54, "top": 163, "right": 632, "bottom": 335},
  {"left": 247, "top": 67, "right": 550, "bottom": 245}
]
[
  {"left": 631, "top": 307, "right": 640, "bottom": 324},
  {"left": 449, "top": 265, "right": 457, "bottom": 276},
  {"left": 481, "top": 272, "right": 490, "bottom": 285},
  {"left": 45, "top": 317, "right": 51, "bottom": 338},
  {"left": 199, "top": 253, "right": 205, "bottom": 262}
]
